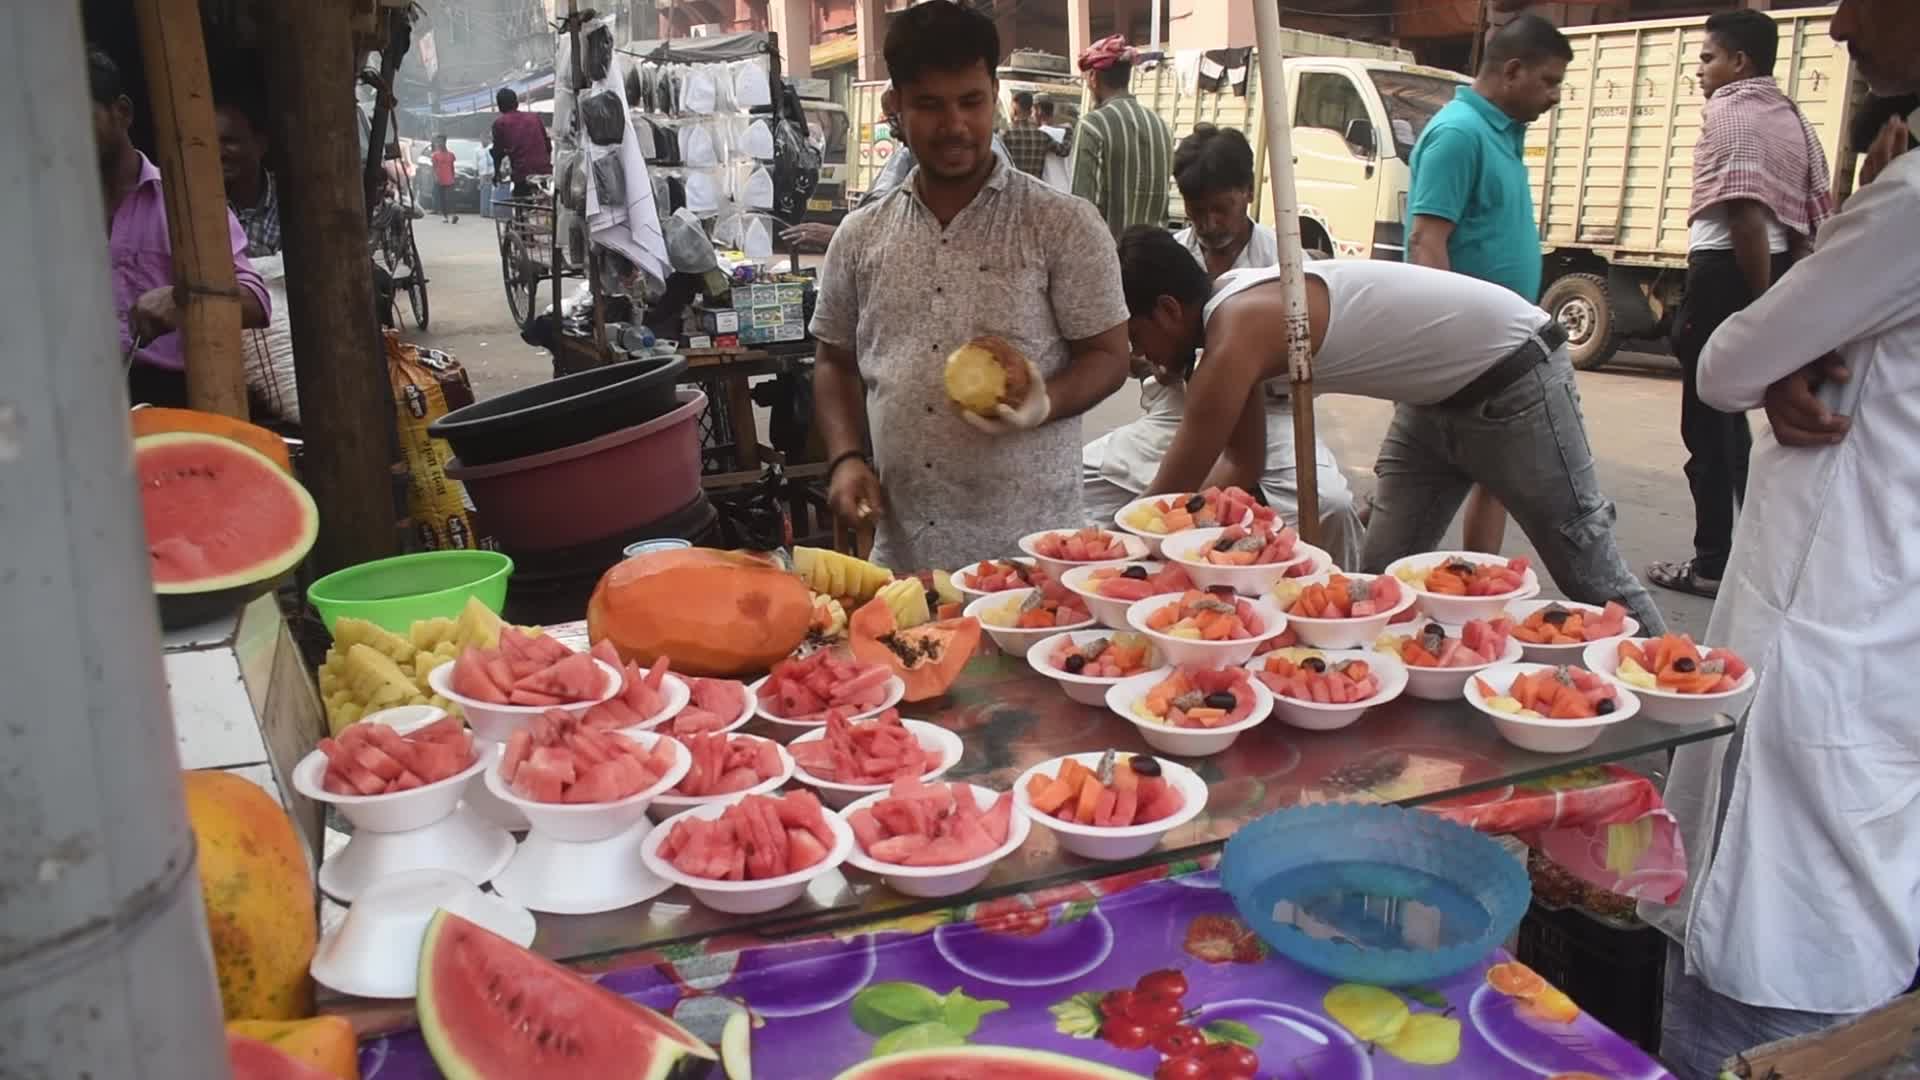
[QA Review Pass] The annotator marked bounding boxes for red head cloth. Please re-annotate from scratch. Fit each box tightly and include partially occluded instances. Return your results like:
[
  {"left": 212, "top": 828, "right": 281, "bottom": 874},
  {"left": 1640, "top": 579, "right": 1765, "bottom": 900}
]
[{"left": 1078, "top": 34, "right": 1135, "bottom": 73}]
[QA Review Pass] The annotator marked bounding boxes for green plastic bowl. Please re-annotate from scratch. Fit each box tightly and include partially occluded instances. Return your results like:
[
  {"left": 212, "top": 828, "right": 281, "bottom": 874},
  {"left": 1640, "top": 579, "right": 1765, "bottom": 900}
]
[{"left": 307, "top": 550, "right": 514, "bottom": 635}]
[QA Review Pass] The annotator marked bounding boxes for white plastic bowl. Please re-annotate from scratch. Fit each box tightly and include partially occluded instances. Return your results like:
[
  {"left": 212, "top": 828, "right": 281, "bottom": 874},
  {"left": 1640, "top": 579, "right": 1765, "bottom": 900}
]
[
  {"left": 309, "top": 869, "right": 535, "bottom": 999},
  {"left": 1160, "top": 526, "right": 1315, "bottom": 597},
  {"left": 482, "top": 728, "right": 690, "bottom": 842},
  {"left": 653, "top": 677, "right": 754, "bottom": 738},
  {"left": 1464, "top": 662, "right": 1641, "bottom": 754},
  {"left": 641, "top": 799, "right": 855, "bottom": 914},
  {"left": 1112, "top": 493, "right": 1191, "bottom": 558},
  {"left": 1013, "top": 752, "right": 1209, "bottom": 861},
  {"left": 1582, "top": 637, "right": 1756, "bottom": 727},
  {"left": 1244, "top": 648, "right": 1410, "bottom": 732},
  {"left": 292, "top": 707, "right": 490, "bottom": 833},
  {"left": 1018, "top": 528, "right": 1150, "bottom": 581},
  {"left": 786, "top": 718, "right": 965, "bottom": 809},
  {"left": 964, "top": 587, "right": 1097, "bottom": 658},
  {"left": 1383, "top": 550, "right": 1542, "bottom": 625},
  {"left": 1059, "top": 561, "right": 1189, "bottom": 630},
  {"left": 1377, "top": 624, "right": 1527, "bottom": 702},
  {"left": 1106, "top": 669, "right": 1274, "bottom": 757},
  {"left": 840, "top": 783, "right": 1031, "bottom": 898},
  {"left": 1125, "top": 594, "right": 1288, "bottom": 669},
  {"left": 426, "top": 657, "right": 623, "bottom": 743},
  {"left": 953, "top": 557, "right": 1040, "bottom": 604},
  {"left": 747, "top": 672, "right": 907, "bottom": 730},
  {"left": 1507, "top": 599, "right": 1643, "bottom": 664},
  {"left": 1273, "top": 572, "right": 1421, "bottom": 650},
  {"left": 1027, "top": 629, "right": 1171, "bottom": 706},
  {"left": 649, "top": 733, "right": 796, "bottom": 820}
]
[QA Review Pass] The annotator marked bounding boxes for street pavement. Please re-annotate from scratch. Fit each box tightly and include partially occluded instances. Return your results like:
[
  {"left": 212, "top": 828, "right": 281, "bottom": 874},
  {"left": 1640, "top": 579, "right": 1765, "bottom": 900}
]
[{"left": 405, "top": 215, "right": 1717, "bottom": 639}]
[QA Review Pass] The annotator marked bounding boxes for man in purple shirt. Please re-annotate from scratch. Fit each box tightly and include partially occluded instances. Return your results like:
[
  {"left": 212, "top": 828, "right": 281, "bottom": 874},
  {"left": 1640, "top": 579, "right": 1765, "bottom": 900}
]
[
  {"left": 92, "top": 48, "right": 269, "bottom": 406},
  {"left": 489, "top": 88, "right": 551, "bottom": 197}
]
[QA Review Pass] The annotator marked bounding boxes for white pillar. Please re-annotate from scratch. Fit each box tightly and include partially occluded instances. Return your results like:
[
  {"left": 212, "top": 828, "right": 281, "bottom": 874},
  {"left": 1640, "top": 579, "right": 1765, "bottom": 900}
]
[
  {"left": 0, "top": 4, "right": 231, "bottom": 1078},
  {"left": 856, "top": 0, "right": 886, "bottom": 81},
  {"left": 772, "top": 0, "right": 811, "bottom": 78},
  {"left": 1068, "top": 0, "right": 1092, "bottom": 63}
]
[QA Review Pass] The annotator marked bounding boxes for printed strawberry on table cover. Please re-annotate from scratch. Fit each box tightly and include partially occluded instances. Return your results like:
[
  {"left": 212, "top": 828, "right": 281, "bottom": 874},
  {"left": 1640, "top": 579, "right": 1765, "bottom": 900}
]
[{"left": 355, "top": 864, "right": 1672, "bottom": 1079}]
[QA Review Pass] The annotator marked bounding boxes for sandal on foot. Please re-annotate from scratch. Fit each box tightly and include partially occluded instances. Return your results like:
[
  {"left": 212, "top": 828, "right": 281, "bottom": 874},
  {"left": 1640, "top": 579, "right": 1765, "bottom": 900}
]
[{"left": 1648, "top": 558, "right": 1720, "bottom": 599}]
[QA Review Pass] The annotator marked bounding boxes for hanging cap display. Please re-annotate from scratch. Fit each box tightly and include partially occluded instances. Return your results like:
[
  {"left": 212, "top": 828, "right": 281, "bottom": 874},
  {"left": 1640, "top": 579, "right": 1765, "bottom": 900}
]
[{"left": 1078, "top": 35, "right": 1135, "bottom": 72}]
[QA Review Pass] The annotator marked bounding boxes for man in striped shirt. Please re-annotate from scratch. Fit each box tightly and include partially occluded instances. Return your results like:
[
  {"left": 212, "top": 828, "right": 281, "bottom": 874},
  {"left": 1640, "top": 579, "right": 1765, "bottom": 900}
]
[{"left": 1071, "top": 35, "right": 1172, "bottom": 237}]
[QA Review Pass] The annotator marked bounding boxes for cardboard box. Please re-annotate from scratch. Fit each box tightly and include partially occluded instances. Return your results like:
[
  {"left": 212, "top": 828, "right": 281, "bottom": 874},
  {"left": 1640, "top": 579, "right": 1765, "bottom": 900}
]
[
  {"left": 775, "top": 282, "right": 806, "bottom": 304},
  {"left": 739, "top": 326, "right": 774, "bottom": 345},
  {"left": 700, "top": 309, "right": 740, "bottom": 334},
  {"left": 686, "top": 335, "right": 714, "bottom": 351},
  {"left": 779, "top": 301, "right": 805, "bottom": 323},
  {"left": 771, "top": 322, "right": 805, "bottom": 342},
  {"left": 714, "top": 333, "right": 740, "bottom": 349}
]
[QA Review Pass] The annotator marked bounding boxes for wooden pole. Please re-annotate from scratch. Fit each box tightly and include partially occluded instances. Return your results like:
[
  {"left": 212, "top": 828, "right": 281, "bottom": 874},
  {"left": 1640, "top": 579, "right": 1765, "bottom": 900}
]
[
  {"left": 131, "top": 0, "right": 247, "bottom": 418},
  {"left": 1468, "top": 0, "right": 1492, "bottom": 77},
  {"left": 263, "top": 0, "right": 400, "bottom": 572},
  {"left": 1252, "top": 0, "right": 1318, "bottom": 544}
]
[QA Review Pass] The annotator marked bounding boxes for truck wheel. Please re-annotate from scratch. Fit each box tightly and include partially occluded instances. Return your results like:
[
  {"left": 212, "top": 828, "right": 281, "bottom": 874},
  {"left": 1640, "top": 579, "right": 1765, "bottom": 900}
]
[{"left": 1542, "top": 273, "right": 1620, "bottom": 371}]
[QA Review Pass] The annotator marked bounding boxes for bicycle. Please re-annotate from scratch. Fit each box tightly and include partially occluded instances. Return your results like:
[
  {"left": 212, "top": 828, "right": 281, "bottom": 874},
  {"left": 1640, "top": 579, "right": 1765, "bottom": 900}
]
[
  {"left": 493, "top": 177, "right": 556, "bottom": 331},
  {"left": 371, "top": 193, "right": 430, "bottom": 331}
]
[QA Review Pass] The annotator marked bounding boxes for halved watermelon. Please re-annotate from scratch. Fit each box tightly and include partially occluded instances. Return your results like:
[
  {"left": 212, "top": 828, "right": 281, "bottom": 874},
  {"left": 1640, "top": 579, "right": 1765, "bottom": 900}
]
[
  {"left": 418, "top": 911, "right": 717, "bottom": 1079},
  {"left": 136, "top": 432, "right": 318, "bottom": 626}
]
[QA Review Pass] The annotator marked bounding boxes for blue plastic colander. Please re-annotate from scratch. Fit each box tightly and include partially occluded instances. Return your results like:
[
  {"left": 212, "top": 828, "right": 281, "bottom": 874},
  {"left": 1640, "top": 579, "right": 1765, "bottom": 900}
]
[{"left": 1221, "top": 803, "right": 1529, "bottom": 986}]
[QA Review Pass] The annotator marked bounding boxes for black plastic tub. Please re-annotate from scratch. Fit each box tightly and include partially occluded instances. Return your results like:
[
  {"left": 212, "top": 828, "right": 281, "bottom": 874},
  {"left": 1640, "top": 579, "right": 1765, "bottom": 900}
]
[{"left": 428, "top": 355, "right": 688, "bottom": 466}]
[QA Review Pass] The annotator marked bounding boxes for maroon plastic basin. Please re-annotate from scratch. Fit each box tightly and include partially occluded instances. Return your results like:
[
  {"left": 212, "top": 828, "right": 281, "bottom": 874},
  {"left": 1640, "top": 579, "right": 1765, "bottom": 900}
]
[{"left": 447, "top": 389, "right": 706, "bottom": 553}]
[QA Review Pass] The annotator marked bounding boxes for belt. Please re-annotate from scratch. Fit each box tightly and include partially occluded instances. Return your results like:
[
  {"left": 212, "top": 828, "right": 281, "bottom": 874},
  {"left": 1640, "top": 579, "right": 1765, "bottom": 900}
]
[{"left": 1436, "top": 320, "right": 1569, "bottom": 411}]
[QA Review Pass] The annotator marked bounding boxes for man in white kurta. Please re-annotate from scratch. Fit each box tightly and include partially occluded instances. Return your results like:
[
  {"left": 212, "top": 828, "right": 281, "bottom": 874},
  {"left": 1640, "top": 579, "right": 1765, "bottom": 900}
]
[{"left": 1646, "top": 53, "right": 1920, "bottom": 1074}]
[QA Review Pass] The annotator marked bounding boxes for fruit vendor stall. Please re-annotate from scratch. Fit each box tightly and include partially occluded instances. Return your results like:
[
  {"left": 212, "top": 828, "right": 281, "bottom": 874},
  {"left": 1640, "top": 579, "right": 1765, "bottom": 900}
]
[{"left": 269, "top": 533, "right": 1744, "bottom": 1080}]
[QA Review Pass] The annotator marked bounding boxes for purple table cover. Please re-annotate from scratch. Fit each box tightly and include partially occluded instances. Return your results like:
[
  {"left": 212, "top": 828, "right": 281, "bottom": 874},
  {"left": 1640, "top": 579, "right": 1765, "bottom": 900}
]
[{"left": 356, "top": 869, "right": 1673, "bottom": 1079}]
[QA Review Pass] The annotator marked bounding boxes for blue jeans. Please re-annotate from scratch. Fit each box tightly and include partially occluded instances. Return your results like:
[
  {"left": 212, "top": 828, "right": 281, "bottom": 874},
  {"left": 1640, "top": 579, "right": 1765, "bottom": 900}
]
[
  {"left": 1661, "top": 941, "right": 1857, "bottom": 1079},
  {"left": 1359, "top": 348, "right": 1667, "bottom": 635}
]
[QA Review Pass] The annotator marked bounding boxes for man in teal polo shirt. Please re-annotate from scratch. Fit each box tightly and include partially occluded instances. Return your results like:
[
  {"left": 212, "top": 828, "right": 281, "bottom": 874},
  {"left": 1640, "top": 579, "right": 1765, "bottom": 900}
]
[{"left": 1404, "top": 14, "right": 1571, "bottom": 554}]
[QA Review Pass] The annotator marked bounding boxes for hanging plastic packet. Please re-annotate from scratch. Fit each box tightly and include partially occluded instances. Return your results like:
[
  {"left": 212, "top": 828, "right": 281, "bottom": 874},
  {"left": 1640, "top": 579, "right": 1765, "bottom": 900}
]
[
  {"left": 580, "top": 89, "right": 626, "bottom": 146},
  {"left": 664, "top": 207, "right": 719, "bottom": 274},
  {"left": 741, "top": 214, "right": 774, "bottom": 259},
  {"left": 732, "top": 59, "right": 772, "bottom": 109},
  {"left": 590, "top": 149, "right": 627, "bottom": 209},
  {"left": 681, "top": 120, "right": 721, "bottom": 167},
  {"left": 739, "top": 118, "right": 775, "bottom": 160},
  {"left": 584, "top": 21, "right": 615, "bottom": 82},
  {"left": 741, "top": 164, "right": 775, "bottom": 210}
]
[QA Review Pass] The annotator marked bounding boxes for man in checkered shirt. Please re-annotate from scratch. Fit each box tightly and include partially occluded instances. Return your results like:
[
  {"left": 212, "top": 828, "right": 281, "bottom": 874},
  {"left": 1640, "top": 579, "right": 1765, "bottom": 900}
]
[
  {"left": 1000, "top": 90, "right": 1064, "bottom": 179},
  {"left": 216, "top": 97, "right": 280, "bottom": 257},
  {"left": 1647, "top": 9, "right": 1832, "bottom": 601}
]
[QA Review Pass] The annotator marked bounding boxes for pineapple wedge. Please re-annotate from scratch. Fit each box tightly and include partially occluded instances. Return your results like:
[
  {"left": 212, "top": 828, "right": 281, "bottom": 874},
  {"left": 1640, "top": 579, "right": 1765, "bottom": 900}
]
[
  {"left": 876, "top": 578, "right": 931, "bottom": 630},
  {"left": 453, "top": 596, "right": 506, "bottom": 651},
  {"left": 343, "top": 643, "right": 421, "bottom": 709},
  {"left": 793, "top": 546, "right": 893, "bottom": 604},
  {"left": 333, "top": 617, "right": 416, "bottom": 664}
]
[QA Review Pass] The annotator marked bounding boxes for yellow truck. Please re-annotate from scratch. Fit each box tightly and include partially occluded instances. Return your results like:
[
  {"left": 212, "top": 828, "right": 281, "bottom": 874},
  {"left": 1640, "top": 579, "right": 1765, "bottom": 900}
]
[
  {"left": 848, "top": 32, "right": 1468, "bottom": 262},
  {"left": 1528, "top": 6, "right": 1861, "bottom": 369}
]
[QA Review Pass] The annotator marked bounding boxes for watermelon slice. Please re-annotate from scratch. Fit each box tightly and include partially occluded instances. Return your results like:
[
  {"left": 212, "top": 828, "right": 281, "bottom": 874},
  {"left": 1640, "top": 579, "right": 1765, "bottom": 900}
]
[
  {"left": 417, "top": 911, "right": 716, "bottom": 1079},
  {"left": 136, "top": 433, "right": 318, "bottom": 628},
  {"left": 316, "top": 719, "right": 475, "bottom": 797}
]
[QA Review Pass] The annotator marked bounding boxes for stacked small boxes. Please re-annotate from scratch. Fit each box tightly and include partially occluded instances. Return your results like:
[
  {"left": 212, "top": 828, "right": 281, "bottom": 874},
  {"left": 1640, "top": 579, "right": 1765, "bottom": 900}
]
[{"left": 694, "top": 282, "right": 812, "bottom": 347}]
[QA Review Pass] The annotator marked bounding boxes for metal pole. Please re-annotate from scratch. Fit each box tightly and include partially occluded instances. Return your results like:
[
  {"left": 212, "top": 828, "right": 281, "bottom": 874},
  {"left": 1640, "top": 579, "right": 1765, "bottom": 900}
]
[
  {"left": 1251, "top": 0, "right": 1318, "bottom": 543},
  {"left": 0, "top": 4, "right": 230, "bottom": 1077},
  {"left": 1150, "top": 0, "right": 1163, "bottom": 52}
]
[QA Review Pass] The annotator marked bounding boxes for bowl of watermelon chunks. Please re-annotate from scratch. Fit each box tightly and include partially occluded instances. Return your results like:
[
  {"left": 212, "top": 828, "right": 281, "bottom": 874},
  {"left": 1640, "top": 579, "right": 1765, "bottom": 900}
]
[
  {"left": 1374, "top": 617, "right": 1524, "bottom": 701},
  {"left": 1160, "top": 523, "right": 1314, "bottom": 597},
  {"left": 1108, "top": 666, "right": 1273, "bottom": 757},
  {"left": 1249, "top": 647, "right": 1409, "bottom": 732},
  {"left": 1028, "top": 629, "right": 1168, "bottom": 705},
  {"left": 787, "top": 709, "right": 965, "bottom": 809},
  {"left": 295, "top": 707, "right": 485, "bottom": 833},
  {"left": 1507, "top": 599, "right": 1640, "bottom": 662},
  {"left": 841, "top": 780, "right": 1030, "bottom": 898},
  {"left": 650, "top": 732, "right": 795, "bottom": 819},
  {"left": 1059, "top": 560, "right": 1194, "bottom": 630},
  {"left": 641, "top": 790, "right": 854, "bottom": 914},
  {"left": 484, "top": 716, "right": 690, "bottom": 842},
  {"left": 1466, "top": 663, "right": 1641, "bottom": 754},
  {"left": 428, "top": 628, "right": 628, "bottom": 743},
  {"left": 749, "top": 650, "right": 905, "bottom": 729},
  {"left": 1582, "top": 634, "right": 1755, "bottom": 727},
  {"left": 1385, "top": 551, "right": 1541, "bottom": 625},
  {"left": 952, "top": 557, "right": 1040, "bottom": 604},
  {"left": 1018, "top": 527, "right": 1151, "bottom": 581},
  {"left": 1015, "top": 751, "right": 1207, "bottom": 861},
  {"left": 1272, "top": 571, "right": 1420, "bottom": 650}
]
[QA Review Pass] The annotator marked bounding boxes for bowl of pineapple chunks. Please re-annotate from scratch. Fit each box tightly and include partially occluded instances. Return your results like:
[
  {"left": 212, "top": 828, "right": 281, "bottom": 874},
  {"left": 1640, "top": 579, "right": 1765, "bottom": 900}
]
[{"left": 318, "top": 595, "right": 533, "bottom": 736}]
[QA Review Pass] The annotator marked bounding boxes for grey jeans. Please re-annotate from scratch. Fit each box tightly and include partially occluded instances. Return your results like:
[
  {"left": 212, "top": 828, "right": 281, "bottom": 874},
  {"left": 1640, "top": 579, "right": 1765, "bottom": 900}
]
[
  {"left": 1358, "top": 349, "right": 1667, "bottom": 635},
  {"left": 1660, "top": 941, "right": 1857, "bottom": 1079}
]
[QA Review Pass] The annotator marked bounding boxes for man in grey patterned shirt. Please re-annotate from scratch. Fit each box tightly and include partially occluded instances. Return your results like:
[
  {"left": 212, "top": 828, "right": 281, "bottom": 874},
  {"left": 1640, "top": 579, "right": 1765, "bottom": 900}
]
[{"left": 809, "top": 0, "right": 1133, "bottom": 572}]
